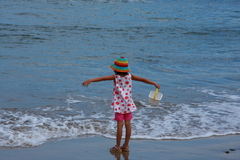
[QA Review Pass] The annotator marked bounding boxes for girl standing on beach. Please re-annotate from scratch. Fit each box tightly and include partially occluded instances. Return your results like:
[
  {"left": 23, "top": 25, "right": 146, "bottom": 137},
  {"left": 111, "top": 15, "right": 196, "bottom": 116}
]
[{"left": 82, "top": 57, "right": 160, "bottom": 152}]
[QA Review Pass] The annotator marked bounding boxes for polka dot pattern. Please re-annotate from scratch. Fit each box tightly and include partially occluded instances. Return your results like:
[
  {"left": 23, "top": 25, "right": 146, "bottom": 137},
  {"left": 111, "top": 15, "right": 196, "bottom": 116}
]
[{"left": 111, "top": 74, "right": 137, "bottom": 114}]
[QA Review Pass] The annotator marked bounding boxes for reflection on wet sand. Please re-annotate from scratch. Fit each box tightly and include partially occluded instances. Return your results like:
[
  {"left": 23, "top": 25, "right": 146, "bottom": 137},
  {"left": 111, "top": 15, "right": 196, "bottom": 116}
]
[{"left": 110, "top": 151, "right": 129, "bottom": 160}]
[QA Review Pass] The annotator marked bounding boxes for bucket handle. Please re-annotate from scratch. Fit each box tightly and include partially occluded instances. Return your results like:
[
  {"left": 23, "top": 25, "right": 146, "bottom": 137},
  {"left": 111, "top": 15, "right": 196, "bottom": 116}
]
[{"left": 153, "top": 88, "right": 158, "bottom": 100}]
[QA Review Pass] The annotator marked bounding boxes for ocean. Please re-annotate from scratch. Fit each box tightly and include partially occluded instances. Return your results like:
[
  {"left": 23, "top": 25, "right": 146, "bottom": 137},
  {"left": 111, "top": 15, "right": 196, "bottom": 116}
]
[{"left": 0, "top": 0, "right": 240, "bottom": 148}]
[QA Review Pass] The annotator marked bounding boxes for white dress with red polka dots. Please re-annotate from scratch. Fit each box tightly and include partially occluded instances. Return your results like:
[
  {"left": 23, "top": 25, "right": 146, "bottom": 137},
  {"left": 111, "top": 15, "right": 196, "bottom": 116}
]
[{"left": 111, "top": 74, "right": 137, "bottom": 114}]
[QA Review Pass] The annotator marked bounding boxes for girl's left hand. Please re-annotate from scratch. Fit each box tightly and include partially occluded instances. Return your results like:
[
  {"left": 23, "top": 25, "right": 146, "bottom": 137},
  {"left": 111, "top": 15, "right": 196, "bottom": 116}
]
[{"left": 82, "top": 80, "right": 91, "bottom": 87}]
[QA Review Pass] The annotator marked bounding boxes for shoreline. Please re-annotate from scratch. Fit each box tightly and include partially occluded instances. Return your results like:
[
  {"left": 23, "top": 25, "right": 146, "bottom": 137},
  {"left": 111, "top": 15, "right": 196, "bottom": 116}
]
[{"left": 0, "top": 135, "right": 240, "bottom": 160}]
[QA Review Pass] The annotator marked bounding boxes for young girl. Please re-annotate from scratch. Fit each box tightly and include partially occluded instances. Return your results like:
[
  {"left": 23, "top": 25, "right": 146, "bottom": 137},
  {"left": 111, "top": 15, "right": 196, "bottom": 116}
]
[{"left": 82, "top": 57, "right": 160, "bottom": 152}]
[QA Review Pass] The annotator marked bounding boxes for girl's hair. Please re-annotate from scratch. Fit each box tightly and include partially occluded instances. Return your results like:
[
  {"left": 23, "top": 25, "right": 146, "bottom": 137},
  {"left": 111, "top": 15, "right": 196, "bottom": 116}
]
[{"left": 114, "top": 71, "right": 129, "bottom": 76}]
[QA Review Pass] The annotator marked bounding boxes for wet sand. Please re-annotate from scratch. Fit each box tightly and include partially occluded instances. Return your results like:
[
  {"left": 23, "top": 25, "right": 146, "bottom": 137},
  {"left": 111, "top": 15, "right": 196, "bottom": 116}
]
[{"left": 0, "top": 135, "right": 239, "bottom": 160}]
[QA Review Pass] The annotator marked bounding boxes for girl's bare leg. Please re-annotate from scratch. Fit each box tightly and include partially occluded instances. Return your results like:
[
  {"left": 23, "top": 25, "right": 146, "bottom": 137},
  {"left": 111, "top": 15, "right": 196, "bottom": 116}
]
[
  {"left": 123, "top": 120, "right": 131, "bottom": 146},
  {"left": 116, "top": 121, "right": 124, "bottom": 147}
]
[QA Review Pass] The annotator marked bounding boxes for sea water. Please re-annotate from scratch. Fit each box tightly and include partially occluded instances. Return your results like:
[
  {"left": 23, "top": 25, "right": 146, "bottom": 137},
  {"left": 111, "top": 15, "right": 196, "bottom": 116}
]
[{"left": 0, "top": 0, "right": 240, "bottom": 148}]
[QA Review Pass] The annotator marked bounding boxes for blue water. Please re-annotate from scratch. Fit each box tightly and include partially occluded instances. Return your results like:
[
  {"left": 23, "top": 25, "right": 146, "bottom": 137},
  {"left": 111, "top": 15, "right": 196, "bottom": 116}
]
[{"left": 0, "top": 0, "right": 240, "bottom": 148}]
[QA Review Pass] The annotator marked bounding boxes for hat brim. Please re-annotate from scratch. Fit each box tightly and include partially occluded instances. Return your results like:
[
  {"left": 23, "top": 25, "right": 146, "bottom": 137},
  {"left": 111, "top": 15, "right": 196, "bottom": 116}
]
[{"left": 110, "top": 64, "right": 130, "bottom": 72}]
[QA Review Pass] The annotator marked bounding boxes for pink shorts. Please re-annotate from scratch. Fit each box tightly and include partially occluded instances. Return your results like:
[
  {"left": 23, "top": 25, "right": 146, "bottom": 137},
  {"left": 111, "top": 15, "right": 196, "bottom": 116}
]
[{"left": 114, "top": 112, "right": 133, "bottom": 121}]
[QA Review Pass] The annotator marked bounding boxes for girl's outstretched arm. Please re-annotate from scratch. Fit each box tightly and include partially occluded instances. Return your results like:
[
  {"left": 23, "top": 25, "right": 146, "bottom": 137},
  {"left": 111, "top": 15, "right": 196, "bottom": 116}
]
[
  {"left": 82, "top": 75, "right": 115, "bottom": 87},
  {"left": 131, "top": 74, "right": 160, "bottom": 89}
]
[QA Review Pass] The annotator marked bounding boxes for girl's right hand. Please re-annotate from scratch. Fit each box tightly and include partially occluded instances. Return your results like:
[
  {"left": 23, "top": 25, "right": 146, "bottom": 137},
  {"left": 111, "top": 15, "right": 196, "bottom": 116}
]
[{"left": 155, "top": 83, "right": 160, "bottom": 89}]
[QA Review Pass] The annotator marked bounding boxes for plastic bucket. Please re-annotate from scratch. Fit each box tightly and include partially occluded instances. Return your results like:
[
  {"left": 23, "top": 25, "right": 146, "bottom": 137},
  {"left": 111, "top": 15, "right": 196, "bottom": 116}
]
[{"left": 148, "top": 89, "right": 163, "bottom": 106}]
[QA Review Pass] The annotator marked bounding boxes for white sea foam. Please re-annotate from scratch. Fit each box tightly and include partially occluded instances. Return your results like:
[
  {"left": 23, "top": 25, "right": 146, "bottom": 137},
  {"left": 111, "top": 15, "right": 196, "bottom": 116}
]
[
  {"left": 67, "top": 95, "right": 82, "bottom": 104},
  {"left": 201, "top": 89, "right": 240, "bottom": 101},
  {"left": 131, "top": 101, "right": 240, "bottom": 140},
  {"left": 1, "top": 91, "right": 240, "bottom": 148},
  {"left": 0, "top": 109, "right": 115, "bottom": 148},
  {"left": 67, "top": 99, "right": 82, "bottom": 104}
]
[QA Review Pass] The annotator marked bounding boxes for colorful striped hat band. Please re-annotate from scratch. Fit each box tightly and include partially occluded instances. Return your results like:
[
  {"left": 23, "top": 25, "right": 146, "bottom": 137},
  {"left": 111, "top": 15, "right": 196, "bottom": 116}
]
[{"left": 110, "top": 57, "right": 130, "bottom": 72}]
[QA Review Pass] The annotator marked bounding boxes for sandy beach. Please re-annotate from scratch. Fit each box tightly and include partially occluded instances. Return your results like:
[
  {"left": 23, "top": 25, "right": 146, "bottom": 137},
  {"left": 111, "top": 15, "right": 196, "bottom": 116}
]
[{"left": 0, "top": 135, "right": 239, "bottom": 160}]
